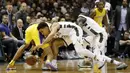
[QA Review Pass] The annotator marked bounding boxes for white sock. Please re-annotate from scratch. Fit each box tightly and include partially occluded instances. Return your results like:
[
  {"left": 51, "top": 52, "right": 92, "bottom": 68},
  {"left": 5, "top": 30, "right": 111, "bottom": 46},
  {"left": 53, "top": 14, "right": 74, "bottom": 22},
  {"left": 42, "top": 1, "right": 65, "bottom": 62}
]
[
  {"left": 51, "top": 59, "right": 57, "bottom": 67},
  {"left": 113, "top": 60, "right": 121, "bottom": 65},
  {"left": 103, "top": 55, "right": 121, "bottom": 65}
]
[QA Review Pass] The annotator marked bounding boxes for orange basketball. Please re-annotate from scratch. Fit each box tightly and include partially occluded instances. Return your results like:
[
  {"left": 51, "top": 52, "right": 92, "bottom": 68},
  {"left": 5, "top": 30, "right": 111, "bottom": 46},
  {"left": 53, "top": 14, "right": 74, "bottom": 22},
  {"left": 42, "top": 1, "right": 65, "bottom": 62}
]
[{"left": 25, "top": 55, "right": 37, "bottom": 66}]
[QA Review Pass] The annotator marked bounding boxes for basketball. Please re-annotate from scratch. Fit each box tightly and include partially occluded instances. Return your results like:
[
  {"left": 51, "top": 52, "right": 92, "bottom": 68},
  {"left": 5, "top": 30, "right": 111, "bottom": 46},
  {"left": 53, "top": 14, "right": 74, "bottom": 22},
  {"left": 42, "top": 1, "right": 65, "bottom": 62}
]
[{"left": 25, "top": 55, "right": 37, "bottom": 66}]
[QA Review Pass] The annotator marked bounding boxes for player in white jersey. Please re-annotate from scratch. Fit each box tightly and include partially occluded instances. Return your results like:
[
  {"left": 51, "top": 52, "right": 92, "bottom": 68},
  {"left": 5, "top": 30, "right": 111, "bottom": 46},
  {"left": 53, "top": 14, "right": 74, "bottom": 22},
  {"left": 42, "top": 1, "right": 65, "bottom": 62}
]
[
  {"left": 77, "top": 14, "right": 128, "bottom": 70},
  {"left": 33, "top": 21, "right": 111, "bottom": 70}
]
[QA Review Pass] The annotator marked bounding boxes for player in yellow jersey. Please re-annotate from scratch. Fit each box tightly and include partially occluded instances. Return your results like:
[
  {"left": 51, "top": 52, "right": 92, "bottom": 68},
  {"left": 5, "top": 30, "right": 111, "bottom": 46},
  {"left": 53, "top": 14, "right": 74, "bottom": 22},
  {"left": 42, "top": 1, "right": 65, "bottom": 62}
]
[
  {"left": 89, "top": 1, "right": 109, "bottom": 72},
  {"left": 6, "top": 22, "right": 62, "bottom": 71},
  {"left": 90, "top": 1, "right": 108, "bottom": 32}
]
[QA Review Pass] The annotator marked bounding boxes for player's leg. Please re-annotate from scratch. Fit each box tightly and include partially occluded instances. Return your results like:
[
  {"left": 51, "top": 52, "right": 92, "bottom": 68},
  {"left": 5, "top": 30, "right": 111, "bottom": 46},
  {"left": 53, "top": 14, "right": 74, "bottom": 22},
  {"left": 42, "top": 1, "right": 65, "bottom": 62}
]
[
  {"left": 51, "top": 38, "right": 65, "bottom": 59},
  {"left": 7, "top": 44, "right": 30, "bottom": 70},
  {"left": 50, "top": 38, "right": 65, "bottom": 70},
  {"left": 39, "top": 43, "right": 55, "bottom": 70},
  {"left": 40, "top": 45, "right": 54, "bottom": 70},
  {"left": 69, "top": 34, "right": 97, "bottom": 60},
  {"left": 95, "top": 32, "right": 128, "bottom": 70},
  {"left": 78, "top": 36, "right": 93, "bottom": 69},
  {"left": 7, "top": 29, "right": 32, "bottom": 70}
]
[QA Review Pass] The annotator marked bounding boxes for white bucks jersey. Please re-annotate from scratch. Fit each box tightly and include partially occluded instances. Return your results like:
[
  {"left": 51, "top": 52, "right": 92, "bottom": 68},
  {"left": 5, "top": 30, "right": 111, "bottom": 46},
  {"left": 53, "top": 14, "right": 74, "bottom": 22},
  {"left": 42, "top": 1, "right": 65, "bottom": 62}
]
[
  {"left": 79, "top": 15, "right": 105, "bottom": 36},
  {"left": 58, "top": 22, "right": 81, "bottom": 37}
]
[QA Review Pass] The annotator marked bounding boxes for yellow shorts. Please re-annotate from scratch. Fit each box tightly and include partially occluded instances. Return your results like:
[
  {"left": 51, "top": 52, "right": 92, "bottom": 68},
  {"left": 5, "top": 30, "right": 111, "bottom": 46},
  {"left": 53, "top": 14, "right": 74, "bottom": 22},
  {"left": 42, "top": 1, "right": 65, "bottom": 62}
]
[{"left": 41, "top": 43, "right": 50, "bottom": 49}]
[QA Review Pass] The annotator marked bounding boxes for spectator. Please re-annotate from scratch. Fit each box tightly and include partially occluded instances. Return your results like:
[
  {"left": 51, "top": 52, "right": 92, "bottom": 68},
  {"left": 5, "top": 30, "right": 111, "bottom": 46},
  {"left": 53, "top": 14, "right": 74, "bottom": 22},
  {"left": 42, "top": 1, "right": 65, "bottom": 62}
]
[
  {"left": 12, "top": 19, "right": 25, "bottom": 46},
  {"left": 40, "top": 2, "right": 45, "bottom": 10},
  {"left": 26, "top": 6, "right": 31, "bottom": 15},
  {"left": 42, "top": 17, "right": 48, "bottom": 22},
  {"left": 71, "top": 2, "right": 81, "bottom": 21},
  {"left": 0, "top": 8, "right": 2, "bottom": 23},
  {"left": 15, "top": 2, "right": 27, "bottom": 26},
  {"left": 113, "top": 0, "right": 130, "bottom": 52},
  {"left": 12, "top": 19, "right": 25, "bottom": 40},
  {"left": 24, "top": 16, "right": 31, "bottom": 29},
  {"left": 60, "top": 18, "right": 65, "bottom": 22},
  {"left": 90, "top": 1, "right": 108, "bottom": 32},
  {"left": 12, "top": 16, "right": 16, "bottom": 28},
  {"left": 64, "top": 13, "right": 71, "bottom": 21},
  {"left": 44, "top": 0, "right": 54, "bottom": 12},
  {"left": 5, "top": 4, "right": 14, "bottom": 31},
  {"left": 0, "top": 14, "right": 17, "bottom": 61},
  {"left": 51, "top": 16, "right": 59, "bottom": 23},
  {"left": 80, "top": 3, "right": 90, "bottom": 15},
  {"left": 60, "top": 5, "right": 67, "bottom": 15},
  {"left": 119, "top": 31, "right": 130, "bottom": 58},
  {"left": 36, "top": 7, "right": 41, "bottom": 13}
]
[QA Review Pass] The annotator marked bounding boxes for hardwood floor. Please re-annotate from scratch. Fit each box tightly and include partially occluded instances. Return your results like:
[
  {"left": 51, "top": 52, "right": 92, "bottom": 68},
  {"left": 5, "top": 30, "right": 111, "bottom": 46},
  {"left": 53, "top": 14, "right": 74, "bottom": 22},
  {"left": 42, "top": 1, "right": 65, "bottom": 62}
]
[{"left": 0, "top": 59, "right": 130, "bottom": 73}]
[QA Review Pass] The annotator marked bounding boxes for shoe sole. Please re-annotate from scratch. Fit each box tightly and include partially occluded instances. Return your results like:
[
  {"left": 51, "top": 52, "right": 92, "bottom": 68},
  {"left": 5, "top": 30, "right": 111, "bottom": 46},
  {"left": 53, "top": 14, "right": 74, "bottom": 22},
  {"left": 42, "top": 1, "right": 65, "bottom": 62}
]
[
  {"left": 6, "top": 68, "right": 16, "bottom": 70},
  {"left": 45, "top": 63, "right": 58, "bottom": 71},
  {"left": 78, "top": 65, "right": 92, "bottom": 68},
  {"left": 42, "top": 69, "right": 50, "bottom": 71},
  {"left": 116, "top": 65, "right": 128, "bottom": 70}
]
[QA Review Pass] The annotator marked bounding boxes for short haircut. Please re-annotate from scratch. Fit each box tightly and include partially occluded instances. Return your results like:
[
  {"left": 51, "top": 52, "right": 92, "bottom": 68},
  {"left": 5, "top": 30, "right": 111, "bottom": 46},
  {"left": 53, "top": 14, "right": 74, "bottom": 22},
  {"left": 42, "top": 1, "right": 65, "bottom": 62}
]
[
  {"left": 2, "top": 13, "right": 8, "bottom": 18},
  {"left": 37, "top": 22, "right": 49, "bottom": 30}
]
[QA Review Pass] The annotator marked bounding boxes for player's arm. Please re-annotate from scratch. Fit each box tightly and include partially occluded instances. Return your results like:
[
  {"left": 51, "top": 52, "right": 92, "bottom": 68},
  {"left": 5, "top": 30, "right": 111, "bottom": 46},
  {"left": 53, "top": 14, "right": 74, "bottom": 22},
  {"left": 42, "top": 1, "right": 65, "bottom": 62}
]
[
  {"left": 89, "top": 9, "right": 96, "bottom": 19},
  {"left": 103, "top": 10, "right": 109, "bottom": 33},
  {"left": 42, "top": 23, "right": 60, "bottom": 45}
]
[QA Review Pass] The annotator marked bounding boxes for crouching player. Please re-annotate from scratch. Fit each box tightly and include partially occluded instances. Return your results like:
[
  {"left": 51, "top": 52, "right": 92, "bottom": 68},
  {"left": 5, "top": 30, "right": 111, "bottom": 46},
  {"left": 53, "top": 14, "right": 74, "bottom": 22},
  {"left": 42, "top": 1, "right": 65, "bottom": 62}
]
[
  {"left": 76, "top": 14, "right": 128, "bottom": 70},
  {"left": 6, "top": 22, "right": 61, "bottom": 71}
]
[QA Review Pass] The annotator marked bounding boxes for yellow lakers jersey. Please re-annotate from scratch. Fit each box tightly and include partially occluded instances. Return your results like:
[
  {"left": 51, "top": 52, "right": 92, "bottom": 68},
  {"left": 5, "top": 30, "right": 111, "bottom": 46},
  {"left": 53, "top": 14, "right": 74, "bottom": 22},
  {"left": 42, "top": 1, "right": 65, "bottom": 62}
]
[
  {"left": 94, "top": 8, "right": 106, "bottom": 27},
  {"left": 25, "top": 24, "right": 41, "bottom": 46}
]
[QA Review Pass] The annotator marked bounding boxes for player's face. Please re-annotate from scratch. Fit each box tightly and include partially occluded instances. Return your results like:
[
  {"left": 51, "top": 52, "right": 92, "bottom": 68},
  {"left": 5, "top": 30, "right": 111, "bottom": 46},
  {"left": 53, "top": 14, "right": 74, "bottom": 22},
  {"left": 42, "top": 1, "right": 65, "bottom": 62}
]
[
  {"left": 39, "top": 27, "right": 50, "bottom": 37},
  {"left": 97, "top": 2, "right": 104, "bottom": 10}
]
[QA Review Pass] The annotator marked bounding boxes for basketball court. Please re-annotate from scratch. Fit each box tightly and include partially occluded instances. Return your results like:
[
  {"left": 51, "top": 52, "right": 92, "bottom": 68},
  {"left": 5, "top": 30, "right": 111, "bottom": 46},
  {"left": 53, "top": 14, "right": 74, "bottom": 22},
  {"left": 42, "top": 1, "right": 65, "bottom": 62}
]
[{"left": 0, "top": 59, "right": 130, "bottom": 73}]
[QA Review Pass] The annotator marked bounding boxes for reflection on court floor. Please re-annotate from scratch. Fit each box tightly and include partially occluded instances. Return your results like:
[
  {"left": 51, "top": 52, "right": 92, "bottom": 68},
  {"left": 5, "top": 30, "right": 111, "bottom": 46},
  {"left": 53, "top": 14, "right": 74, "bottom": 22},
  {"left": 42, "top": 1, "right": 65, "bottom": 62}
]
[{"left": 0, "top": 59, "right": 130, "bottom": 73}]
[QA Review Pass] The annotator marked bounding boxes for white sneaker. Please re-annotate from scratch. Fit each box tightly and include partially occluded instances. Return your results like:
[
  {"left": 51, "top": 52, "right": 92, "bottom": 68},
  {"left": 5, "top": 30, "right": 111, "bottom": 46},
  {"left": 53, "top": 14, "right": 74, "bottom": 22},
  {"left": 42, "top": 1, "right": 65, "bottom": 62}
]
[
  {"left": 51, "top": 60, "right": 58, "bottom": 68},
  {"left": 42, "top": 65, "right": 50, "bottom": 71}
]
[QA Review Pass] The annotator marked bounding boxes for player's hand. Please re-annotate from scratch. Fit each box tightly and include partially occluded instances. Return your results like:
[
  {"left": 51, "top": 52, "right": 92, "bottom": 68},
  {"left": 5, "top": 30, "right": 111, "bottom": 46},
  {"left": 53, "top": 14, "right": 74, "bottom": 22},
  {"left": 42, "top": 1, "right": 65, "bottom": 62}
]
[{"left": 30, "top": 44, "right": 42, "bottom": 52}]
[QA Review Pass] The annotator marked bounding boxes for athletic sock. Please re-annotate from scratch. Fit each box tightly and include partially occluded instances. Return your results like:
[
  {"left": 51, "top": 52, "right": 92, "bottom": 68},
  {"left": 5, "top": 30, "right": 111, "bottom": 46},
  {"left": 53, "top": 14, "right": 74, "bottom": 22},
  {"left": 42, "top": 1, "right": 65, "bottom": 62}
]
[
  {"left": 9, "top": 60, "right": 15, "bottom": 66},
  {"left": 102, "top": 55, "right": 121, "bottom": 65},
  {"left": 51, "top": 59, "right": 57, "bottom": 67}
]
